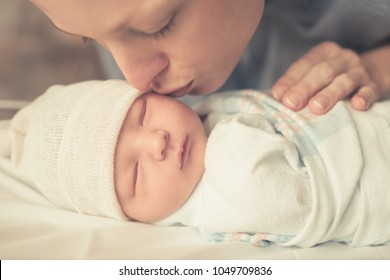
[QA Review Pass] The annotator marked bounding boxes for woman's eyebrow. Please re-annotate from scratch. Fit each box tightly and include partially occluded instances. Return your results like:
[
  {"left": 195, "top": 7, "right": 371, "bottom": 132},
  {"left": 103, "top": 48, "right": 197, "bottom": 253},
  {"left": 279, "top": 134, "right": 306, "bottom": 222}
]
[
  {"left": 48, "top": 3, "right": 181, "bottom": 39},
  {"left": 49, "top": 18, "right": 146, "bottom": 39}
]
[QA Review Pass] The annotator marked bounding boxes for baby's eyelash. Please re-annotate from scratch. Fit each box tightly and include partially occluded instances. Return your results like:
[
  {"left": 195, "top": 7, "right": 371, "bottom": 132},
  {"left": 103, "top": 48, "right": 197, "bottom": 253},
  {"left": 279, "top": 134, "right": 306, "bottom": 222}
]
[
  {"left": 133, "top": 161, "right": 139, "bottom": 187},
  {"left": 139, "top": 101, "right": 146, "bottom": 126}
]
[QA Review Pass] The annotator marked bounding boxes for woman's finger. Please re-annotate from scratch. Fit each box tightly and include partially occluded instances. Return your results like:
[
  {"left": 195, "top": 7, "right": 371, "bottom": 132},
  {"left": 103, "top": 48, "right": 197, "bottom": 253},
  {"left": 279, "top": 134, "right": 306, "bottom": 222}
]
[
  {"left": 280, "top": 57, "right": 350, "bottom": 110},
  {"left": 308, "top": 70, "right": 363, "bottom": 113},
  {"left": 272, "top": 42, "right": 341, "bottom": 100},
  {"left": 272, "top": 59, "right": 314, "bottom": 101},
  {"left": 351, "top": 84, "right": 378, "bottom": 111}
]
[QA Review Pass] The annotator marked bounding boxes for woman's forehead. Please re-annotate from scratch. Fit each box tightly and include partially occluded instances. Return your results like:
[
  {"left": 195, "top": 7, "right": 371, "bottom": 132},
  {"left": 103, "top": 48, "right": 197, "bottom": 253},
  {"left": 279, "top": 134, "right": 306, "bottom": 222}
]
[
  {"left": 31, "top": 0, "right": 179, "bottom": 20},
  {"left": 31, "top": 0, "right": 180, "bottom": 37}
]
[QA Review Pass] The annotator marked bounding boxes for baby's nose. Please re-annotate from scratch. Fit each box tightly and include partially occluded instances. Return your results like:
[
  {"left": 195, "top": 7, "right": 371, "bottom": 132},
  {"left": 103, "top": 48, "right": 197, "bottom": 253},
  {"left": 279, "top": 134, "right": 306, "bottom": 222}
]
[{"left": 147, "top": 129, "right": 168, "bottom": 160}]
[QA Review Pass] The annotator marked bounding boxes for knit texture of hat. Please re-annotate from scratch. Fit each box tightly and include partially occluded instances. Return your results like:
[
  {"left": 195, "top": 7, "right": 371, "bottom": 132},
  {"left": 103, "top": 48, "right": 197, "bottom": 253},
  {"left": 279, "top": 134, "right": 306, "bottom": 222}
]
[{"left": 9, "top": 80, "right": 141, "bottom": 220}]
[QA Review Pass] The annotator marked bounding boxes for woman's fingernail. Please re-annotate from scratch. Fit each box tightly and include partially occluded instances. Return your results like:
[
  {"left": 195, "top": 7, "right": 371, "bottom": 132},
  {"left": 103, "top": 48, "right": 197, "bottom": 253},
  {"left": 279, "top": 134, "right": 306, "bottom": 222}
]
[
  {"left": 285, "top": 95, "right": 300, "bottom": 108},
  {"left": 312, "top": 98, "right": 327, "bottom": 110},
  {"left": 273, "top": 86, "right": 287, "bottom": 100},
  {"left": 355, "top": 96, "right": 367, "bottom": 109}
]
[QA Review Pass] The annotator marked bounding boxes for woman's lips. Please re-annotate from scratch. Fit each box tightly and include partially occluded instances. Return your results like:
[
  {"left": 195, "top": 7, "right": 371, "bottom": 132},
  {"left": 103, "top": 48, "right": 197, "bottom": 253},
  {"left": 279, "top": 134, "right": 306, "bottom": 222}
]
[
  {"left": 180, "top": 135, "right": 189, "bottom": 169},
  {"left": 168, "top": 81, "right": 194, "bottom": 97}
]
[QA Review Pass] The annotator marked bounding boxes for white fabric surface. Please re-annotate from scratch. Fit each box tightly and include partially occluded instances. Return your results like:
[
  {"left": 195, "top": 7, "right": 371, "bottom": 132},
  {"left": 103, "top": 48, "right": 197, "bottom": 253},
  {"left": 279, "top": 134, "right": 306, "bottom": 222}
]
[
  {"left": 158, "top": 113, "right": 311, "bottom": 236},
  {"left": 3, "top": 80, "right": 140, "bottom": 220},
  {"left": 159, "top": 90, "right": 390, "bottom": 248},
  {"left": 200, "top": 113, "right": 312, "bottom": 235},
  {"left": 1, "top": 131, "right": 390, "bottom": 259}
]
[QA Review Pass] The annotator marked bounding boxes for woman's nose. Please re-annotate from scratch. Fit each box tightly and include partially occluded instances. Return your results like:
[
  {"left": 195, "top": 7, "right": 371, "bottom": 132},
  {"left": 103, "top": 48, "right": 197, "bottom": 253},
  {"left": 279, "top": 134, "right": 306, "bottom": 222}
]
[
  {"left": 145, "top": 129, "right": 169, "bottom": 161},
  {"left": 108, "top": 42, "right": 169, "bottom": 92}
]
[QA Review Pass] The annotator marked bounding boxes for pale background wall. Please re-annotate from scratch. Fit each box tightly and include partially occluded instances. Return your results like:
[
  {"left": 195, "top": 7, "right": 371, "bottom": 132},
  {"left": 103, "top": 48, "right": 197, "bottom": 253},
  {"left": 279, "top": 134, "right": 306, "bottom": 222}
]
[{"left": 0, "top": 0, "right": 105, "bottom": 119}]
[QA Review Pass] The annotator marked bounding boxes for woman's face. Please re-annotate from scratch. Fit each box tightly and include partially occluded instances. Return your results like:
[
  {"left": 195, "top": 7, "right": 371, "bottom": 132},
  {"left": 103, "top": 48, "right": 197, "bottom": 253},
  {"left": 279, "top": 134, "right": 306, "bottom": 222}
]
[{"left": 31, "top": 0, "right": 264, "bottom": 96}]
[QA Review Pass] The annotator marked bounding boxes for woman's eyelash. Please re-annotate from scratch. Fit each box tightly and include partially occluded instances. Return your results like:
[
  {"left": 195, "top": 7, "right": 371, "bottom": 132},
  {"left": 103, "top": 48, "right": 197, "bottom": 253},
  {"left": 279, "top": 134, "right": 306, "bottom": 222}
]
[{"left": 151, "top": 14, "right": 176, "bottom": 39}]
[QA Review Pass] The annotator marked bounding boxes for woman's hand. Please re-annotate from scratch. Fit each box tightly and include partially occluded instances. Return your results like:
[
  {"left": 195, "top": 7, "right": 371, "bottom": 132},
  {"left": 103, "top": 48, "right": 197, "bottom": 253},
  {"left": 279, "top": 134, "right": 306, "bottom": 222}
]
[{"left": 271, "top": 41, "right": 380, "bottom": 114}]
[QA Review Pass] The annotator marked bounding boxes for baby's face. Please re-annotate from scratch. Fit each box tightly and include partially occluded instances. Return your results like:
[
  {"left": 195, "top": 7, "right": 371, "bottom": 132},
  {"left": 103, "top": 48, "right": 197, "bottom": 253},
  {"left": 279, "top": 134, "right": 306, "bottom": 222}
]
[{"left": 114, "top": 93, "right": 207, "bottom": 222}]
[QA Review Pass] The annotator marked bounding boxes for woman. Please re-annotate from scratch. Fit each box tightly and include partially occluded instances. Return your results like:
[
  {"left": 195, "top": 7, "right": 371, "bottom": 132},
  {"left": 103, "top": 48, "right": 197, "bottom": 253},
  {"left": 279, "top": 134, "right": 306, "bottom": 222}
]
[{"left": 31, "top": 0, "right": 390, "bottom": 114}]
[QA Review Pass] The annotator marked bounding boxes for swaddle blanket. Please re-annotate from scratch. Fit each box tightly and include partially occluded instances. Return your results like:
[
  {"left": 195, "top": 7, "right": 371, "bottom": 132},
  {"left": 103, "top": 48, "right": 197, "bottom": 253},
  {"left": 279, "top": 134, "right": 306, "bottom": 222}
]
[{"left": 190, "top": 90, "right": 390, "bottom": 248}]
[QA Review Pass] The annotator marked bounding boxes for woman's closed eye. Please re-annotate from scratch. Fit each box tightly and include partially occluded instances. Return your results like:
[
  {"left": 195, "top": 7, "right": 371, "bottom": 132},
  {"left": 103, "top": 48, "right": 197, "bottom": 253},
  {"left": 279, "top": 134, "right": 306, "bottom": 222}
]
[{"left": 150, "top": 12, "right": 176, "bottom": 39}]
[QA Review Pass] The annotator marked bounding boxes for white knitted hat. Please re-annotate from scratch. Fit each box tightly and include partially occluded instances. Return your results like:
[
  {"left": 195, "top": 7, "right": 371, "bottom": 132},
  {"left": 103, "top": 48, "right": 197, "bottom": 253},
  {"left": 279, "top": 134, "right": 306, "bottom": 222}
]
[{"left": 9, "top": 80, "right": 141, "bottom": 220}]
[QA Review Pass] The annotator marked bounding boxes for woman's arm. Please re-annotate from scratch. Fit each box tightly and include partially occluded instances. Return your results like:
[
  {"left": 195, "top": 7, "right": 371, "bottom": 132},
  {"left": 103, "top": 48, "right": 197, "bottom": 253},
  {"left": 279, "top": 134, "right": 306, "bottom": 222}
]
[{"left": 271, "top": 41, "right": 390, "bottom": 114}]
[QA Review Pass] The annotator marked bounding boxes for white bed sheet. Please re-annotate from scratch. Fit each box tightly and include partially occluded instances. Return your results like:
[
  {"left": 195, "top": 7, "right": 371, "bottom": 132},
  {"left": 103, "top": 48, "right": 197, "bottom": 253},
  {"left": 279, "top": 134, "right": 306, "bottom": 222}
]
[{"left": 0, "top": 156, "right": 389, "bottom": 260}]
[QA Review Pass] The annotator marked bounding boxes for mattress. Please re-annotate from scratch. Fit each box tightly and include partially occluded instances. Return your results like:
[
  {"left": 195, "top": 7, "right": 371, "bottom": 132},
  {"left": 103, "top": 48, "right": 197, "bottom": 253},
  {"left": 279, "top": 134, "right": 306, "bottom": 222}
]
[{"left": 0, "top": 156, "right": 389, "bottom": 260}]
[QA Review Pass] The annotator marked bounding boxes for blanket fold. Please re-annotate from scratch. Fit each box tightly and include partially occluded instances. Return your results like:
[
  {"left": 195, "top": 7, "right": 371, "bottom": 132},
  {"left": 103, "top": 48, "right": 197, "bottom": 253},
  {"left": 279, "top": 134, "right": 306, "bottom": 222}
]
[{"left": 192, "top": 90, "right": 390, "bottom": 247}]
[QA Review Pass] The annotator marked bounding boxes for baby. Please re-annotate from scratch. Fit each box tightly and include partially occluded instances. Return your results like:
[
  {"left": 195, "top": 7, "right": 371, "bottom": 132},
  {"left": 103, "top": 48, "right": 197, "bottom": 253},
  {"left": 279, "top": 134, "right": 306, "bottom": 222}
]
[
  {"left": 113, "top": 85, "right": 207, "bottom": 222},
  {"left": 1, "top": 80, "right": 389, "bottom": 248},
  {"left": 0, "top": 80, "right": 206, "bottom": 222}
]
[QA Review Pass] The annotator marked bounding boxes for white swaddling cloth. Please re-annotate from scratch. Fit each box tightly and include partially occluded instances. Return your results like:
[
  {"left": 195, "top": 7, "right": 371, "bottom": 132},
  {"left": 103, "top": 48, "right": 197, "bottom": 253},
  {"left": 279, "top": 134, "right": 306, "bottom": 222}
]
[
  {"left": 158, "top": 90, "right": 390, "bottom": 248},
  {"left": 0, "top": 80, "right": 141, "bottom": 220}
]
